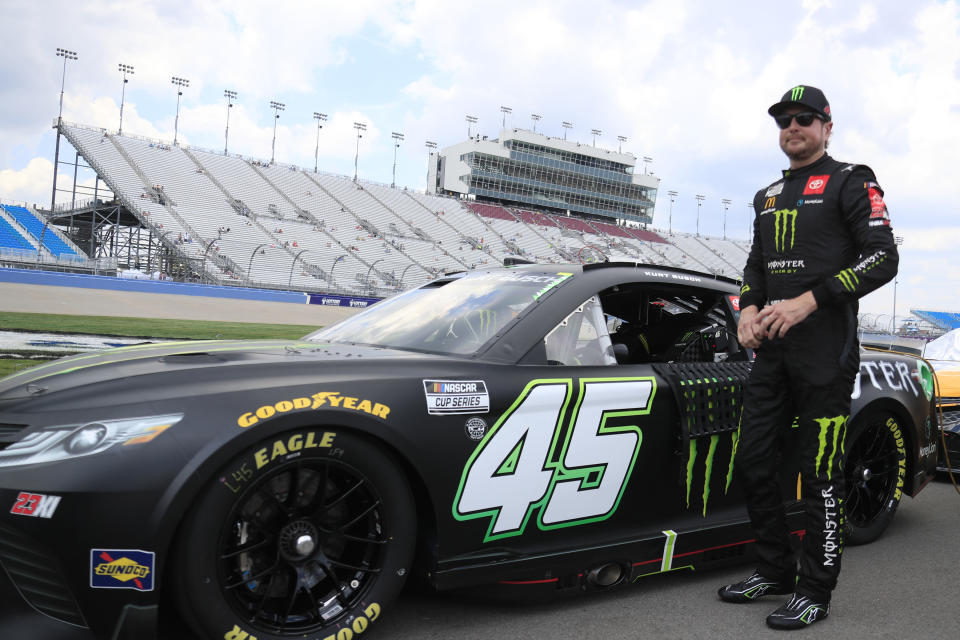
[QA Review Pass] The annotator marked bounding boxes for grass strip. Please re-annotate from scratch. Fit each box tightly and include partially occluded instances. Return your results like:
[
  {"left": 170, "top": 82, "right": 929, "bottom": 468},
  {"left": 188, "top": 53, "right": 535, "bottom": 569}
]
[
  {"left": 0, "top": 311, "right": 318, "bottom": 341},
  {"left": 0, "top": 359, "right": 41, "bottom": 378}
]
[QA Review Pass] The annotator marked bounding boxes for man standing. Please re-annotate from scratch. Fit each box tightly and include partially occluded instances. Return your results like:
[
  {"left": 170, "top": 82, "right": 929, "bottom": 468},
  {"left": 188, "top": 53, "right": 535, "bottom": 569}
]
[{"left": 717, "top": 85, "right": 898, "bottom": 629}]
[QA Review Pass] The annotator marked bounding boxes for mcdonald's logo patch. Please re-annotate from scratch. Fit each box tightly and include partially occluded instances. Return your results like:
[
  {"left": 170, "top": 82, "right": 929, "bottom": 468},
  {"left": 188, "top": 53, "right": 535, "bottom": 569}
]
[{"left": 765, "top": 197, "right": 776, "bottom": 209}]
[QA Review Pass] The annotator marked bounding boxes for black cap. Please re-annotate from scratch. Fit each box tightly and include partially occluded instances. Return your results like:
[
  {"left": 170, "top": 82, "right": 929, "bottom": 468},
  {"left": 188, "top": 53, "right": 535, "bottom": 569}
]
[{"left": 768, "top": 85, "right": 831, "bottom": 121}]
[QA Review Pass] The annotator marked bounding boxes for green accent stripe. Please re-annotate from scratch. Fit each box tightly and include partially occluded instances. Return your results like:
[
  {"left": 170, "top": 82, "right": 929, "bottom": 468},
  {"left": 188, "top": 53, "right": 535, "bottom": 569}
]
[{"left": 660, "top": 530, "right": 677, "bottom": 572}]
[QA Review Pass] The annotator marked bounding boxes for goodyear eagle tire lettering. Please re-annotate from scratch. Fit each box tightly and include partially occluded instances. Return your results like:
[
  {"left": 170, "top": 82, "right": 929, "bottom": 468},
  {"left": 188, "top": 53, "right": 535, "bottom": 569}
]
[
  {"left": 174, "top": 430, "right": 415, "bottom": 640},
  {"left": 843, "top": 411, "right": 907, "bottom": 545}
]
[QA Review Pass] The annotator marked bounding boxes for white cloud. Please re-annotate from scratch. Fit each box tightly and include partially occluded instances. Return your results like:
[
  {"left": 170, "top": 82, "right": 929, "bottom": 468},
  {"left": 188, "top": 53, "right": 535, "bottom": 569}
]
[{"left": 0, "top": 157, "right": 55, "bottom": 207}]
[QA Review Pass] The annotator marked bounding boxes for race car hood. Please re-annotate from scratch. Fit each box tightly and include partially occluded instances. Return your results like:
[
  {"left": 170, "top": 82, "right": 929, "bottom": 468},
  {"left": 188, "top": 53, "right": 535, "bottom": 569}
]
[{"left": 0, "top": 339, "right": 430, "bottom": 407}]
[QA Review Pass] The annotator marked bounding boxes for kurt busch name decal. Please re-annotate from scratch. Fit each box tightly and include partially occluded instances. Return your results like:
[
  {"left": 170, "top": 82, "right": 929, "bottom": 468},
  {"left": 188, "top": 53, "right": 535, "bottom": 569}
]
[{"left": 423, "top": 380, "right": 489, "bottom": 415}]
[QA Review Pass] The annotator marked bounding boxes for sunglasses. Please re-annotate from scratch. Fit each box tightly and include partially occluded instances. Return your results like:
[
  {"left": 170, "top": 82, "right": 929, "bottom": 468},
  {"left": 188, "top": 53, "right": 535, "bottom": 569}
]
[{"left": 774, "top": 111, "right": 823, "bottom": 129}]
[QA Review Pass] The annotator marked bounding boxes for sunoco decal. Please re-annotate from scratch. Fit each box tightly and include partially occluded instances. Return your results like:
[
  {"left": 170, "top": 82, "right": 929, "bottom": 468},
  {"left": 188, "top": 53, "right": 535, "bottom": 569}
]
[
  {"left": 423, "top": 380, "right": 489, "bottom": 415},
  {"left": 90, "top": 549, "right": 155, "bottom": 591}
]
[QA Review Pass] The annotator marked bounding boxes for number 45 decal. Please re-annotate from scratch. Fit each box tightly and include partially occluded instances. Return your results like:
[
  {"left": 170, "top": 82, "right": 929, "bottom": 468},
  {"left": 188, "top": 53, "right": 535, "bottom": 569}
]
[{"left": 453, "top": 377, "right": 656, "bottom": 543}]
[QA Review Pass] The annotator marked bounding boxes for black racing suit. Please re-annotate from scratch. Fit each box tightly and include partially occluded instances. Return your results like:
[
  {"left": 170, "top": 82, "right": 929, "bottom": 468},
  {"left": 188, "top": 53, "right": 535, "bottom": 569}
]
[{"left": 737, "top": 153, "right": 898, "bottom": 602}]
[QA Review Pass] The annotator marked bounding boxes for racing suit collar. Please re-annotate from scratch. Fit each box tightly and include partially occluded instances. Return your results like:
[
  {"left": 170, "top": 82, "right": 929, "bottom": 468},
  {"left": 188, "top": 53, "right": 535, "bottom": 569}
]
[{"left": 782, "top": 153, "right": 831, "bottom": 179}]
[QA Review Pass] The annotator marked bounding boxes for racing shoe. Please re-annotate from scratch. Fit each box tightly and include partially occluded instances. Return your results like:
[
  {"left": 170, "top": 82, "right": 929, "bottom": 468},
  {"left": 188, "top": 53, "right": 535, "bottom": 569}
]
[
  {"left": 717, "top": 572, "right": 794, "bottom": 603},
  {"left": 766, "top": 593, "right": 830, "bottom": 629}
]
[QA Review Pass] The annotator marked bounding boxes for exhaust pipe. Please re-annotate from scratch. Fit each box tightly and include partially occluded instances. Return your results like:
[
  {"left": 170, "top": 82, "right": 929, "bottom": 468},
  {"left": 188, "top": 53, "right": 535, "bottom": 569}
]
[{"left": 585, "top": 562, "right": 624, "bottom": 588}]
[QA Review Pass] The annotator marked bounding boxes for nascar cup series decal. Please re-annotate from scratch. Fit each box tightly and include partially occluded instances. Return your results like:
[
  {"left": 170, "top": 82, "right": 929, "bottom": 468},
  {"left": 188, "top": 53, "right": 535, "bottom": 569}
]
[
  {"left": 90, "top": 549, "right": 155, "bottom": 591},
  {"left": 423, "top": 380, "right": 490, "bottom": 415}
]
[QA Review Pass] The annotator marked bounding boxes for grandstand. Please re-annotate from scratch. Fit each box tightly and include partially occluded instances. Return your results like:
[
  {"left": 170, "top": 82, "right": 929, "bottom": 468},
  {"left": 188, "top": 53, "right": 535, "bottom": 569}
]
[
  {"left": 911, "top": 309, "right": 960, "bottom": 332},
  {"left": 6, "top": 121, "right": 752, "bottom": 296}
]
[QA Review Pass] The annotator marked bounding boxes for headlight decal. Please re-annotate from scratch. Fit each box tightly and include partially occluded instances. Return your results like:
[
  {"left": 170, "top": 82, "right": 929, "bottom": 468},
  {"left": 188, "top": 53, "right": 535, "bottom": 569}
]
[{"left": 0, "top": 414, "right": 182, "bottom": 468}]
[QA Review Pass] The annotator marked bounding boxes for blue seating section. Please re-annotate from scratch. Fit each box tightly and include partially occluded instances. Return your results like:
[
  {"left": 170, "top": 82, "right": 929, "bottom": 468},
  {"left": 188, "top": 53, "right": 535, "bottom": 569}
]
[
  {"left": 0, "top": 204, "right": 76, "bottom": 257},
  {"left": 911, "top": 309, "right": 960, "bottom": 331},
  {"left": 0, "top": 213, "right": 34, "bottom": 252}
]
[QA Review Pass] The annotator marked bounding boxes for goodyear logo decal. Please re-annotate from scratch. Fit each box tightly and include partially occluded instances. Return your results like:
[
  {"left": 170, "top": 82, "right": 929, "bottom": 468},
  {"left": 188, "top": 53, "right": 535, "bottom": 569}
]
[
  {"left": 238, "top": 391, "right": 390, "bottom": 428},
  {"left": 90, "top": 549, "right": 154, "bottom": 591}
]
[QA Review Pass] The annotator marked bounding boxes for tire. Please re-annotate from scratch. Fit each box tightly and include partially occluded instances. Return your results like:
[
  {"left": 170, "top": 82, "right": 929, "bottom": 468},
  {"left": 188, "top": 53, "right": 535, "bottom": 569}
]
[
  {"left": 843, "top": 411, "right": 907, "bottom": 545},
  {"left": 174, "top": 428, "right": 416, "bottom": 640}
]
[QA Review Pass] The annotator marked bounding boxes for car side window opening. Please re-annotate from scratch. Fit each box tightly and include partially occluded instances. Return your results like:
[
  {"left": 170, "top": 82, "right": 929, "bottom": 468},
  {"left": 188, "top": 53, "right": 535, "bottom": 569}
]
[
  {"left": 598, "top": 283, "right": 745, "bottom": 365},
  {"left": 543, "top": 296, "right": 617, "bottom": 366}
]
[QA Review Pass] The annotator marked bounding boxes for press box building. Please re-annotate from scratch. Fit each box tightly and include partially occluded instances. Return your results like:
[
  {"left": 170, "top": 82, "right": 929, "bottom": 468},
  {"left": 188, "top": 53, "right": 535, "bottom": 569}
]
[{"left": 427, "top": 129, "right": 658, "bottom": 225}]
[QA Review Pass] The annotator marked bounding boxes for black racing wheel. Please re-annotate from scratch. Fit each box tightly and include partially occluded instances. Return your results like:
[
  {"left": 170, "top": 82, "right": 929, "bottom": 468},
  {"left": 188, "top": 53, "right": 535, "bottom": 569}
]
[
  {"left": 843, "top": 411, "right": 907, "bottom": 545},
  {"left": 174, "top": 429, "right": 416, "bottom": 639}
]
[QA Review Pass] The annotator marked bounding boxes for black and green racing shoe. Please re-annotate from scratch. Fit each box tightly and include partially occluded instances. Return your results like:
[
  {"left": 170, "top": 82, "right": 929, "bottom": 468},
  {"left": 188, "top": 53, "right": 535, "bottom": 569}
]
[
  {"left": 717, "top": 572, "right": 794, "bottom": 603},
  {"left": 766, "top": 593, "right": 830, "bottom": 629}
]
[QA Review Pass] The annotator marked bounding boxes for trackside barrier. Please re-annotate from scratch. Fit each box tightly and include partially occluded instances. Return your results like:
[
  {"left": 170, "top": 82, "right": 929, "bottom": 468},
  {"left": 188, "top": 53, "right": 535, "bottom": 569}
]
[{"left": 307, "top": 293, "right": 381, "bottom": 309}]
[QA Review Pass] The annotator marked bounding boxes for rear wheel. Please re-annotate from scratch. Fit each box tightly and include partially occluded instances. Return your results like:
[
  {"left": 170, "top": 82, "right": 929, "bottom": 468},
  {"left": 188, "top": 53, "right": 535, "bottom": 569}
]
[
  {"left": 175, "top": 429, "right": 416, "bottom": 640},
  {"left": 843, "top": 412, "right": 907, "bottom": 545}
]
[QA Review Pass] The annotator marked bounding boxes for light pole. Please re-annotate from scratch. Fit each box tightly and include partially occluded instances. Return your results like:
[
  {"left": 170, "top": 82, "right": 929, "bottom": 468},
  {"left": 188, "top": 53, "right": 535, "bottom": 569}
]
[
  {"left": 289, "top": 248, "right": 310, "bottom": 287},
  {"left": 424, "top": 141, "right": 437, "bottom": 192},
  {"left": 117, "top": 63, "right": 134, "bottom": 135},
  {"left": 721, "top": 198, "right": 732, "bottom": 240},
  {"left": 223, "top": 90, "right": 236, "bottom": 155},
  {"left": 329, "top": 253, "right": 348, "bottom": 284},
  {"left": 562, "top": 121, "right": 573, "bottom": 140},
  {"left": 695, "top": 194, "right": 705, "bottom": 237},
  {"left": 892, "top": 235, "right": 904, "bottom": 333},
  {"left": 667, "top": 190, "right": 678, "bottom": 235},
  {"left": 617, "top": 135, "right": 627, "bottom": 153},
  {"left": 51, "top": 48, "right": 78, "bottom": 215},
  {"left": 366, "top": 258, "right": 384, "bottom": 293},
  {"left": 171, "top": 76, "right": 189, "bottom": 145},
  {"left": 642, "top": 156, "right": 653, "bottom": 174},
  {"left": 353, "top": 122, "right": 366, "bottom": 181},
  {"left": 591, "top": 128, "right": 602, "bottom": 146},
  {"left": 531, "top": 113, "right": 541, "bottom": 133},
  {"left": 500, "top": 106, "right": 511, "bottom": 129},
  {"left": 312, "top": 112, "right": 327, "bottom": 172},
  {"left": 391, "top": 132, "right": 404, "bottom": 188},
  {"left": 269, "top": 100, "right": 285, "bottom": 164},
  {"left": 465, "top": 114, "right": 477, "bottom": 138},
  {"left": 746, "top": 202, "right": 755, "bottom": 239}
]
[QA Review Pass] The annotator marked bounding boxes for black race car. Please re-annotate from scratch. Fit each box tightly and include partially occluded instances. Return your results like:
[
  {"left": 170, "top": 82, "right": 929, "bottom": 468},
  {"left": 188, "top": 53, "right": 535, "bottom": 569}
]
[{"left": 0, "top": 263, "right": 937, "bottom": 640}]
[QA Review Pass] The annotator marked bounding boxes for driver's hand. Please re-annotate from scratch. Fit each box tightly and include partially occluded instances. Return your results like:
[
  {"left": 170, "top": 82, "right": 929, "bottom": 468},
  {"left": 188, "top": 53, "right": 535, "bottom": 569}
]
[{"left": 737, "top": 305, "right": 763, "bottom": 349}]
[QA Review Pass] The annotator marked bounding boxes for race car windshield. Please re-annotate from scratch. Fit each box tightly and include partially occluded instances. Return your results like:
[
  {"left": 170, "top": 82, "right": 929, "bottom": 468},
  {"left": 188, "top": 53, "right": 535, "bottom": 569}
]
[{"left": 306, "top": 270, "right": 573, "bottom": 355}]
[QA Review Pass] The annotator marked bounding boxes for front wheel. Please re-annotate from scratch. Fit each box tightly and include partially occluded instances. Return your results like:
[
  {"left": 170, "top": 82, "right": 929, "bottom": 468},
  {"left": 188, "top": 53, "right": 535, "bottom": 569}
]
[
  {"left": 174, "top": 428, "right": 416, "bottom": 640},
  {"left": 843, "top": 411, "right": 907, "bottom": 545}
]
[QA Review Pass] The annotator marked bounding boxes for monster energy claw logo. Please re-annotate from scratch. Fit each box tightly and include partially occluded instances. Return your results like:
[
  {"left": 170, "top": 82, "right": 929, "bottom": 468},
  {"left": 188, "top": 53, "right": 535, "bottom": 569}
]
[
  {"left": 773, "top": 209, "right": 798, "bottom": 252},
  {"left": 791, "top": 86, "right": 805, "bottom": 101},
  {"left": 814, "top": 416, "right": 847, "bottom": 480},
  {"left": 835, "top": 268, "right": 859, "bottom": 292}
]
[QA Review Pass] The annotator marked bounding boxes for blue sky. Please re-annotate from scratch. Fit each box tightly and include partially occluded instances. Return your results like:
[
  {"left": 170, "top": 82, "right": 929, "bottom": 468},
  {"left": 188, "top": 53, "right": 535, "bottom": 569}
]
[{"left": 0, "top": 0, "right": 957, "bottom": 321}]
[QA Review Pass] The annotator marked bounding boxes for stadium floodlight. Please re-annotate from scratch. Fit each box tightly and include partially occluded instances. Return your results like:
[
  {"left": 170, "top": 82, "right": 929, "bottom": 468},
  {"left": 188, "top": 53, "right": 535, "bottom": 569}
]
[
  {"left": 55, "top": 48, "right": 78, "bottom": 121},
  {"left": 721, "top": 198, "right": 732, "bottom": 239},
  {"left": 312, "top": 112, "right": 327, "bottom": 172},
  {"left": 424, "top": 141, "right": 437, "bottom": 192},
  {"left": 591, "top": 128, "right": 602, "bottom": 146},
  {"left": 269, "top": 101, "right": 285, "bottom": 164},
  {"left": 892, "top": 235, "right": 904, "bottom": 333},
  {"left": 500, "top": 106, "right": 512, "bottom": 129},
  {"left": 531, "top": 113, "right": 541, "bottom": 133},
  {"left": 616, "top": 135, "right": 627, "bottom": 153},
  {"left": 51, "top": 48, "right": 78, "bottom": 215},
  {"left": 353, "top": 122, "right": 367, "bottom": 182},
  {"left": 224, "top": 90, "right": 237, "bottom": 155},
  {"left": 465, "top": 115, "right": 478, "bottom": 138},
  {"left": 561, "top": 121, "right": 573, "bottom": 140},
  {"left": 171, "top": 76, "right": 190, "bottom": 146},
  {"left": 695, "top": 194, "right": 705, "bottom": 237},
  {"left": 667, "top": 191, "right": 678, "bottom": 235},
  {"left": 391, "top": 132, "right": 405, "bottom": 188},
  {"left": 117, "top": 63, "right": 134, "bottom": 136},
  {"left": 642, "top": 156, "right": 653, "bottom": 174}
]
